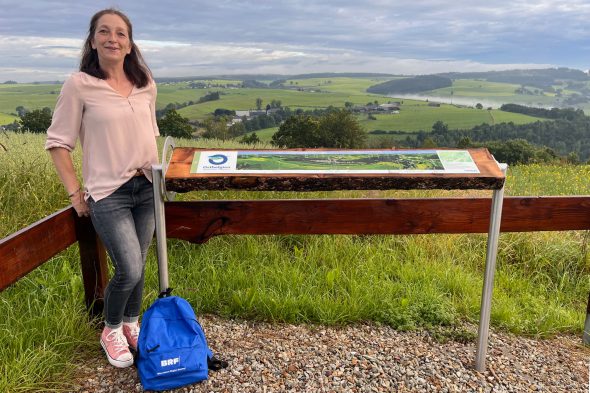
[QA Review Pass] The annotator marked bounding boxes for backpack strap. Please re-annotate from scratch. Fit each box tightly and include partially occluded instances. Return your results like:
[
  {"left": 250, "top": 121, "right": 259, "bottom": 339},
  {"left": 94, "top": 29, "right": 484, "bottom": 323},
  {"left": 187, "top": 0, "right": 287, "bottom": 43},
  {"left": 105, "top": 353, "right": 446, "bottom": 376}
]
[
  {"left": 207, "top": 355, "right": 229, "bottom": 371},
  {"left": 158, "top": 287, "right": 173, "bottom": 298}
]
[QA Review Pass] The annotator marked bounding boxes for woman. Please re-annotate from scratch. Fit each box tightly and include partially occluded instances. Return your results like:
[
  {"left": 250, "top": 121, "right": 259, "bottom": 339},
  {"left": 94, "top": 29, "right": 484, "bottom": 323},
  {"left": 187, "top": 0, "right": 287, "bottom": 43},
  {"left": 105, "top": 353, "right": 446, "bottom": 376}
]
[{"left": 45, "top": 8, "right": 159, "bottom": 368}]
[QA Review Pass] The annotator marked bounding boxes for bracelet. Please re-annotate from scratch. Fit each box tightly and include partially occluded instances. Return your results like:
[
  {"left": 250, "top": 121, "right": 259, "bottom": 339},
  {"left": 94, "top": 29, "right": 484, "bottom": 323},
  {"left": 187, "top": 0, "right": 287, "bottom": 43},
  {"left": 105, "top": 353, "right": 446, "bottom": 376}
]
[{"left": 68, "top": 187, "right": 81, "bottom": 198}]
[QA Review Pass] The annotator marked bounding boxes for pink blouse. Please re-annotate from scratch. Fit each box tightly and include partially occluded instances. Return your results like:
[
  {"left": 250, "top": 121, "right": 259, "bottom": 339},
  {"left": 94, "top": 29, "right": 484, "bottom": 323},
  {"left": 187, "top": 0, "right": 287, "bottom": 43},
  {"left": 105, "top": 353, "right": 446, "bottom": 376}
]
[{"left": 45, "top": 72, "right": 160, "bottom": 202}]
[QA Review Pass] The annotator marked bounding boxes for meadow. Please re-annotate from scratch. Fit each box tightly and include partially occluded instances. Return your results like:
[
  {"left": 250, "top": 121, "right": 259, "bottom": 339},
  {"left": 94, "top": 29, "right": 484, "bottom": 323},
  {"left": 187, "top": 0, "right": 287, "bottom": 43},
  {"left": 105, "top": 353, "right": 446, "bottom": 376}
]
[
  {"left": 0, "top": 77, "right": 545, "bottom": 138},
  {"left": 1, "top": 131, "right": 589, "bottom": 391},
  {"left": 429, "top": 79, "right": 590, "bottom": 112},
  {"left": 358, "top": 102, "right": 540, "bottom": 133}
]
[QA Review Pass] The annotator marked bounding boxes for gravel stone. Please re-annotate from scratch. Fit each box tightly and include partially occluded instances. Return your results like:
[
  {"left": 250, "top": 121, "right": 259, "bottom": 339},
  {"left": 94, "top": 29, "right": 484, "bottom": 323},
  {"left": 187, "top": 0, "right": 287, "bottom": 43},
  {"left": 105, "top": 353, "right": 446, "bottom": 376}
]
[{"left": 72, "top": 315, "right": 590, "bottom": 392}]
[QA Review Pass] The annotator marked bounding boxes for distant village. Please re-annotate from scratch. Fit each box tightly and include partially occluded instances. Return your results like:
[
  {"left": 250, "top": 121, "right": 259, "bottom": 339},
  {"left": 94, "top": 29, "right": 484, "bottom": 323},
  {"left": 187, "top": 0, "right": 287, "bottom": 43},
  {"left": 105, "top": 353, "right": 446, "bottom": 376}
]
[
  {"left": 178, "top": 80, "right": 409, "bottom": 126},
  {"left": 223, "top": 102, "right": 406, "bottom": 128}
]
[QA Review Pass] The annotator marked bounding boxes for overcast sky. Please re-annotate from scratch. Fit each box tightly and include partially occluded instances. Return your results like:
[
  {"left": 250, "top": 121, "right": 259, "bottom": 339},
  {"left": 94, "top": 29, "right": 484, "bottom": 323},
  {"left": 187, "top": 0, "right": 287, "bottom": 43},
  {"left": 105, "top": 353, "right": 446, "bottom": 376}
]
[{"left": 1, "top": 0, "right": 588, "bottom": 82}]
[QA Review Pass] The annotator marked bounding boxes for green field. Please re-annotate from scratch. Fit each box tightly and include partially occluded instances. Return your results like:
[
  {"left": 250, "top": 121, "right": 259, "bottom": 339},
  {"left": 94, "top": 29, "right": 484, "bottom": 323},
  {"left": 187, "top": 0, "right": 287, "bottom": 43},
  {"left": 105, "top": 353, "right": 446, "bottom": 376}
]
[
  {"left": 243, "top": 126, "right": 278, "bottom": 144},
  {"left": 176, "top": 86, "right": 386, "bottom": 118},
  {"left": 429, "top": 79, "right": 565, "bottom": 108},
  {"left": 433, "top": 79, "right": 524, "bottom": 97},
  {"left": 0, "top": 84, "right": 61, "bottom": 117},
  {"left": 0, "top": 77, "right": 554, "bottom": 136},
  {"left": 283, "top": 77, "right": 394, "bottom": 95},
  {"left": 359, "top": 103, "right": 541, "bottom": 133}
]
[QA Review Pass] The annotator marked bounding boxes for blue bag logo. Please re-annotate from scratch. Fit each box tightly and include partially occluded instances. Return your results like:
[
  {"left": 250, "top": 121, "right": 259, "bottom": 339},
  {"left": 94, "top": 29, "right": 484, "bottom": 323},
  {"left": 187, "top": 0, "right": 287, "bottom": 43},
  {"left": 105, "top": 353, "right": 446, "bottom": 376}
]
[{"left": 208, "top": 154, "right": 228, "bottom": 165}]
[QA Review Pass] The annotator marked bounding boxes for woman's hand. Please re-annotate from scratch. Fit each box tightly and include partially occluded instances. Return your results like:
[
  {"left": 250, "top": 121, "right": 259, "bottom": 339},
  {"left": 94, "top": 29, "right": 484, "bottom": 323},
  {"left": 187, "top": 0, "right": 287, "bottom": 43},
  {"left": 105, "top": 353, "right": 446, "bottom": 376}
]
[
  {"left": 70, "top": 191, "right": 90, "bottom": 217},
  {"left": 48, "top": 148, "right": 90, "bottom": 217}
]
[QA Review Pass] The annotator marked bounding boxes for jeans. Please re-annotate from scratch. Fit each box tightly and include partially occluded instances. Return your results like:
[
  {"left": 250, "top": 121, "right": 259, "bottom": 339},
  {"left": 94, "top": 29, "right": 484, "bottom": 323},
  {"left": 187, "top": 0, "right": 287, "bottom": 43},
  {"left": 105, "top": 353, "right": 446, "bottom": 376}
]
[{"left": 88, "top": 176, "right": 155, "bottom": 328}]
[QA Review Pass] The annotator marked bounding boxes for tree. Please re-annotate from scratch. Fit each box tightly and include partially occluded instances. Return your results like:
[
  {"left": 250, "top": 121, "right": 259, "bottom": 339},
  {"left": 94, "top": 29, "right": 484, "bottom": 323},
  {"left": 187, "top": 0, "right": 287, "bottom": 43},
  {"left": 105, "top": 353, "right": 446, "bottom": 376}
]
[
  {"left": 202, "top": 117, "right": 230, "bottom": 140},
  {"left": 156, "top": 109, "right": 193, "bottom": 139},
  {"left": 431, "top": 121, "right": 448, "bottom": 134},
  {"left": 565, "top": 152, "right": 580, "bottom": 164},
  {"left": 475, "top": 103, "right": 483, "bottom": 110},
  {"left": 3, "top": 120, "right": 20, "bottom": 131},
  {"left": 255, "top": 97, "right": 263, "bottom": 110},
  {"left": 421, "top": 137, "right": 437, "bottom": 148},
  {"left": 272, "top": 110, "right": 366, "bottom": 149},
  {"left": 213, "top": 108, "right": 235, "bottom": 117},
  {"left": 271, "top": 115, "right": 321, "bottom": 148},
  {"left": 317, "top": 109, "right": 366, "bottom": 148},
  {"left": 456, "top": 137, "right": 472, "bottom": 149},
  {"left": 15, "top": 106, "right": 27, "bottom": 117},
  {"left": 228, "top": 122, "right": 246, "bottom": 138},
  {"left": 239, "top": 133, "right": 261, "bottom": 145},
  {"left": 198, "top": 91, "right": 220, "bottom": 103},
  {"left": 19, "top": 107, "right": 52, "bottom": 133},
  {"left": 484, "top": 139, "right": 538, "bottom": 165}
]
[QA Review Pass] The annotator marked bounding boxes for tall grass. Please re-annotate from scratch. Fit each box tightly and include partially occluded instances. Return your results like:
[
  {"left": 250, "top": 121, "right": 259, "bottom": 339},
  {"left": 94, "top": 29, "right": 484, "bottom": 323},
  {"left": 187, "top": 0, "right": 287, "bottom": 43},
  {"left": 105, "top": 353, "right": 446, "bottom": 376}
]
[{"left": 1, "top": 131, "right": 589, "bottom": 391}]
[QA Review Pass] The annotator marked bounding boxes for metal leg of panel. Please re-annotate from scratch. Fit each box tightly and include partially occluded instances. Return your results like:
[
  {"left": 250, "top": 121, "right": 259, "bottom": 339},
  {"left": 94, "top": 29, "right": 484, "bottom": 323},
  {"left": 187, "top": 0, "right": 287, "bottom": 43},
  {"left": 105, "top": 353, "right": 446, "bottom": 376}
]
[
  {"left": 151, "top": 164, "right": 170, "bottom": 294},
  {"left": 584, "top": 292, "right": 590, "bottom": 345},
  {"left": 475, "top": 164, "right": 507, "bottom": 372}
]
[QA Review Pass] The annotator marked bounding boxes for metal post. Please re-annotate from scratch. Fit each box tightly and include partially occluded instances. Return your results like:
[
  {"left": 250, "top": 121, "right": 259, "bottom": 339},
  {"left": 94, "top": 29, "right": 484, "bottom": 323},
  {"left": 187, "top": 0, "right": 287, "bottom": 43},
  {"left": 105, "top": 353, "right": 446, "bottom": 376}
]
[
  {"left": 152, "top": 164, "right": 169, "bottom": 293},
  {"left": 584, "top": 292, "right": 590, "bottom": 345},
  {"left": 475, "top": 163, "right": 507, "bottom": 372}
]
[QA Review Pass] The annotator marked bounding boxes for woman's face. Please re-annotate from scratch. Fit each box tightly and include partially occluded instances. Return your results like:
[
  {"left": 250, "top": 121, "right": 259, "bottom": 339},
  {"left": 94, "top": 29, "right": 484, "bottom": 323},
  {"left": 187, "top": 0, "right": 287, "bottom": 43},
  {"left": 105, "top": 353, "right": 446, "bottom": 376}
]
[{"left": 91, "top": 13, "right": 131, "bottom": 65}]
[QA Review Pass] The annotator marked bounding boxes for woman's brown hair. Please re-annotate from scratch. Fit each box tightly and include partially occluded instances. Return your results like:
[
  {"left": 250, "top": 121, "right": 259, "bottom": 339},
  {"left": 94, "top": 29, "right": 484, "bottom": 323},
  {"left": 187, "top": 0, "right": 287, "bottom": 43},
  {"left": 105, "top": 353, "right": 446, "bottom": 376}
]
[{"left": 80, "top": 8, "right": 152, "bottom": 88}]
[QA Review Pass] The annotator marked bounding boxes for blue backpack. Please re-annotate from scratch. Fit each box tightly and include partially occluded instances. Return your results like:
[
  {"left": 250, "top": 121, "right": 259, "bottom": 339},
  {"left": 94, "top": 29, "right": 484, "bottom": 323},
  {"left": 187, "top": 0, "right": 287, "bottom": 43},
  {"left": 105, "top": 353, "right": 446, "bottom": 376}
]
[{"left": 136, "top": 291, "right": 225, "bottom": 391}]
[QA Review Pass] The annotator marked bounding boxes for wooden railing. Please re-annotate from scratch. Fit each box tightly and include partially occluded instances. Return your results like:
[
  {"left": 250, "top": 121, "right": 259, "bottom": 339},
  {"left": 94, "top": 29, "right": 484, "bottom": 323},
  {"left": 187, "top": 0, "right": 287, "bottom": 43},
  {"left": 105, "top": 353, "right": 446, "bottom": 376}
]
[
  {"left": 2, "top": 196, "right": 590, "bottom": 318},
  {"left": 0, "top": 207, "right": 107, "bottom": 315}
]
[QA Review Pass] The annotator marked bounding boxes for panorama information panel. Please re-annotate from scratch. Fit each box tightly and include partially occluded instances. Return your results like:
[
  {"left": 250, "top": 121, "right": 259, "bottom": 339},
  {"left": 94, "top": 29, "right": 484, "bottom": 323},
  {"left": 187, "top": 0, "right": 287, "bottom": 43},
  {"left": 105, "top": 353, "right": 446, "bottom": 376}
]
[{"left": 190, "top": 150, "right": 480, "bottom": 174}]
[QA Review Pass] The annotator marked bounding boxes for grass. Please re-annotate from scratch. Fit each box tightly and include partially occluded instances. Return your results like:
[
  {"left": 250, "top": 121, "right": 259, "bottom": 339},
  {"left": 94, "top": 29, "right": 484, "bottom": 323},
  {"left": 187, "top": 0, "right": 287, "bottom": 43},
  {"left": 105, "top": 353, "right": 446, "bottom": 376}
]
[
  {"left": 0, "top": 249, "right": 98, "bottom": 392},
  {"left": 1, "top": 131, "right": 590, "bottom": 391},
  {"left": 359, "top": 104, "right": 542, "bottom": 133},
  {"left": 0, "top": 113, "right": 17, "bottom": 125}
]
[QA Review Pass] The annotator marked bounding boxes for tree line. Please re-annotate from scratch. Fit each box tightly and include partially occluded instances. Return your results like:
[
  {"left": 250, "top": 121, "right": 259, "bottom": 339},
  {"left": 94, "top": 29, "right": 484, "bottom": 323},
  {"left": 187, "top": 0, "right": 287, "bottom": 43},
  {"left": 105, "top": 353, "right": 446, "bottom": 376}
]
[
  {"left": 438, "top": 68, "right": 590, "bottom": 90},
  {"left": 403, "top": 117, "right": 590, "bottom": 164},
  {"left": 499, "top": 103, "right": 585, "bottom": 121},
  {"left": 366, "top": 75, "right": 452, "bottom": 94}
]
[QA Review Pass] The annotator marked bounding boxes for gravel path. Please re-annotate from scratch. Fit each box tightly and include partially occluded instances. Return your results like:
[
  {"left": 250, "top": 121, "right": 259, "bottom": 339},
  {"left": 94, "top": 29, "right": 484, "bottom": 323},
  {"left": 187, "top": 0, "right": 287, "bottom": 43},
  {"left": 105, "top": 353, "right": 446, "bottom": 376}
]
[{"left": 74, "top": 315, "right": 589, "bottom": 393}]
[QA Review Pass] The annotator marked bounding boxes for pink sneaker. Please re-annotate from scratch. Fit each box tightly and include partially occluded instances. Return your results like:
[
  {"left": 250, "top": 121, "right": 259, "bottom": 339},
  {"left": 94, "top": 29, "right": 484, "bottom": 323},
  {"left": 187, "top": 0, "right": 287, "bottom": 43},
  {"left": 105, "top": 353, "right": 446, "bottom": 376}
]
[
  {"left": 100, "top": 326, "right": 133, "bottom": 368},
  {"left": 122, "top": 322, "right": 140, "bottom": 351}
]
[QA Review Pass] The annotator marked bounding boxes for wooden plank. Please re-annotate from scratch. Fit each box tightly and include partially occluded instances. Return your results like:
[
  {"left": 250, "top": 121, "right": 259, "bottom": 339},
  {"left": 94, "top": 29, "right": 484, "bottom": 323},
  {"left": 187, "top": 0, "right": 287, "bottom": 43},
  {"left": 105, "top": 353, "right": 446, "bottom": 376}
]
[
  {"left": 165, "top": 148, "right": 505, "bottom": 192},
  {"left": 165, "top": 196, "right": 590, "bottom": 243},
  {"left": 0, "top": 207, "right": 77, "bottom": 291},
  {"left": 75, "top": 216, "right": 108, "bottom": 317}
]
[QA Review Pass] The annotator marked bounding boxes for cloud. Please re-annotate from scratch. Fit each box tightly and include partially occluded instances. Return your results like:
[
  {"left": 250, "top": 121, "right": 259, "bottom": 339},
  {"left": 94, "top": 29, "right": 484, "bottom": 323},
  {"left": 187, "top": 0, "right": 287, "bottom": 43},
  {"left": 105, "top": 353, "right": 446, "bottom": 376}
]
[
  {"left": 0, "top": 0, "right": 587, "bottom": 82},
  {"left": 0, "top": 34, "right": 554, "bottom": 82}
]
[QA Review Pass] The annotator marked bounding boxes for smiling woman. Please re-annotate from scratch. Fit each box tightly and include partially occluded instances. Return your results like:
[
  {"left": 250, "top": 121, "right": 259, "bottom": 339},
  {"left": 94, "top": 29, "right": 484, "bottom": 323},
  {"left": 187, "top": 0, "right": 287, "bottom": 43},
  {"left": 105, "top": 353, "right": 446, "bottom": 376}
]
[
  {"left": 80, "top": 9, "right": 151, "bottom": 90},
  {"left": 44, "top": 8, "right": 159, "bottom": 370}
]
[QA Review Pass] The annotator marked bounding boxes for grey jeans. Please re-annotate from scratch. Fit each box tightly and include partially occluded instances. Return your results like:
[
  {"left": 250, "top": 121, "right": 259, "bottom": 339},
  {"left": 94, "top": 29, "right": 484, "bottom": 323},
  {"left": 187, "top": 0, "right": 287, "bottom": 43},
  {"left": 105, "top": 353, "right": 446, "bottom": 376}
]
[{"left": 88, "top": 175, "right": 155, "bottom": 328}]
